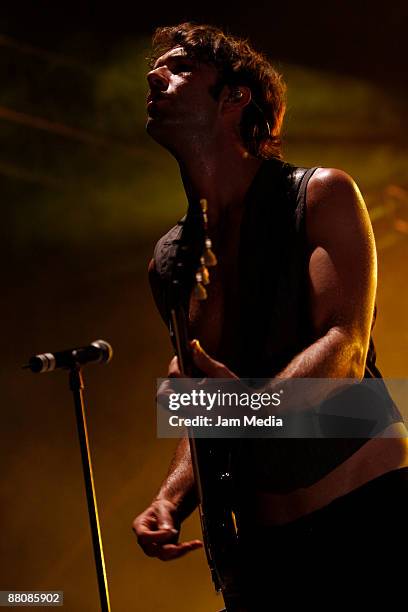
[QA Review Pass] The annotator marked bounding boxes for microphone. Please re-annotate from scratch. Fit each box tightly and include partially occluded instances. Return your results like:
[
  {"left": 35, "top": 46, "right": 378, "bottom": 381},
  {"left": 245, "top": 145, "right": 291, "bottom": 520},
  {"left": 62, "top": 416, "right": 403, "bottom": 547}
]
[{"left": 25, "top": 339, "right": 113, "bottom": 373}]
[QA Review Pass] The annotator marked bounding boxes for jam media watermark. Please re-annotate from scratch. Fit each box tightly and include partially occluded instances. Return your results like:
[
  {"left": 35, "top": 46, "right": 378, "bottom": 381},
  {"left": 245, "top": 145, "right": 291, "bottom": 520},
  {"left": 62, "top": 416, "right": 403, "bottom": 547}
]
[
  {"left": 167, "top": 412, "right": 284, "bottom": 428},
  {"left": 156, "top": 378, "right": 408, "bottom": 439}
]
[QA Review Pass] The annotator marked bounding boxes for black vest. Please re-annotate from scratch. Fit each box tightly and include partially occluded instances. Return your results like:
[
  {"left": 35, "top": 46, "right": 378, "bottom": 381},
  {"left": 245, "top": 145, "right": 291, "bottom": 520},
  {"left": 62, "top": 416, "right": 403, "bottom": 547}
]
[{"left": 152, "top": 159, "right": 402, "bottom": 490}]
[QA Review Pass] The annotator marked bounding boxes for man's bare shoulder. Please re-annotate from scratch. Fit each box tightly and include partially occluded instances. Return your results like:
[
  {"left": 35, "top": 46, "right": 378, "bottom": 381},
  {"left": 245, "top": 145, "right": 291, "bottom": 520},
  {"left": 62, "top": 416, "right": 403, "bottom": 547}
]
[
  {"left": 304, "top": 167, "right": 372, "bottom": 248},
  {"left": 306, "top": 167, "right": 365, "bottom": 211}
]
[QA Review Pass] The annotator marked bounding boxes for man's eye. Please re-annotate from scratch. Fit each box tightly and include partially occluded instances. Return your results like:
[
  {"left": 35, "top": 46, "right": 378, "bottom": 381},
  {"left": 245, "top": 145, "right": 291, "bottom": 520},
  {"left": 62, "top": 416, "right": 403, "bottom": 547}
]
[{"left": 174, "top": 64, "right": 193, "bottom": 74}]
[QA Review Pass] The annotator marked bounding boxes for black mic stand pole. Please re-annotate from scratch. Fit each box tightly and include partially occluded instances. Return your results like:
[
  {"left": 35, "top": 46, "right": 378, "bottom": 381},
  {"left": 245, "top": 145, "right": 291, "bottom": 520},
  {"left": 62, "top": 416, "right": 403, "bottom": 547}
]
[{"left": 69, "top": 364, "right": 111, "bottom": 612}]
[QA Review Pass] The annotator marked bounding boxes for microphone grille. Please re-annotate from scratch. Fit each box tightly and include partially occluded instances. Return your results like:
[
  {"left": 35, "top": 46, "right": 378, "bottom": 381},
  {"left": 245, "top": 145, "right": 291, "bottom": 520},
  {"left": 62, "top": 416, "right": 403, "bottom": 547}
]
[{"left": 91, "top": 340, "right": 113, "bottom": 364}]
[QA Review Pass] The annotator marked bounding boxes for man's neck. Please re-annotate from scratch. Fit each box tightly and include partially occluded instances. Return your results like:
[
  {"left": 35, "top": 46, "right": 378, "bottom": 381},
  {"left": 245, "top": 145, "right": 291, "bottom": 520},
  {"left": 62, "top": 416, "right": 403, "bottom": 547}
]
[{"left": 177, "top": 137, "right": 263, "bottom": 229}]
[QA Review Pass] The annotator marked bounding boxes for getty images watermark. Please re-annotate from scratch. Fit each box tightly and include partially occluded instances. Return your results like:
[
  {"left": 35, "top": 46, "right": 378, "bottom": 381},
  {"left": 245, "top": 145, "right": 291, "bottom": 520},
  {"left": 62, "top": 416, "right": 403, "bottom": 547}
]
[{"left": 156, "top": 378, "right": 408, "bottom": 439}]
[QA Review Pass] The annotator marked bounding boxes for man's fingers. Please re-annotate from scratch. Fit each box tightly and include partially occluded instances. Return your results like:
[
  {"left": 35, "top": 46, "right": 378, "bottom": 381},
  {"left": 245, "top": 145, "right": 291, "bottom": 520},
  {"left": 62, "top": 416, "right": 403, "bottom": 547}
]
[
  {"left": 137, "top": 534, "right": 202, "bottom": 560},
  {"left": 191, "top": 339, "right": 236, "bottom": 378},
  {"left": 135, "top": 528, "right": 179, "bottom": 557},
  {"left": 157, "top": 539, "right": 203, "bottom": 561},
  {"left": 156, "top": 378, "right": 177, "bottom": 409},
  {"left": 137, "top": 528, "right": 178, "bottom": 545},
  {"left": 168, "top": 355, "right": 181, "bottom": 377}
]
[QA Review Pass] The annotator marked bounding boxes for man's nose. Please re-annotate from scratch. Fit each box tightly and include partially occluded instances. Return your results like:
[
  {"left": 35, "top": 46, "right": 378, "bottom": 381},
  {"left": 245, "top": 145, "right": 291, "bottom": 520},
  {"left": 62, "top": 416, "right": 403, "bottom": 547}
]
[{"left": 147, "top": 68, "right": 169, "bottom": 92}]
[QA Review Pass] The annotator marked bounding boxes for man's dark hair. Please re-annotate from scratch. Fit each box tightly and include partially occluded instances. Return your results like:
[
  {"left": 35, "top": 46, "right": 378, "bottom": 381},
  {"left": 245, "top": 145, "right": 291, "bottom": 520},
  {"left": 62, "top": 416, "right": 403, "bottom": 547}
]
[{"left": 150, "top": 23, "right": 286, "bottom": 160}]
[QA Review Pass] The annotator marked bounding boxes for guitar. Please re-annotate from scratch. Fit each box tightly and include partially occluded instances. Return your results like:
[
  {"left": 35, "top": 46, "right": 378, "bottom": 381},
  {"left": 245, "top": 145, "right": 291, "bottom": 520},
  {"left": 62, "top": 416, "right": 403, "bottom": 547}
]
[{"left": 166, "top": 222, "right": 244, "bottom": 612}]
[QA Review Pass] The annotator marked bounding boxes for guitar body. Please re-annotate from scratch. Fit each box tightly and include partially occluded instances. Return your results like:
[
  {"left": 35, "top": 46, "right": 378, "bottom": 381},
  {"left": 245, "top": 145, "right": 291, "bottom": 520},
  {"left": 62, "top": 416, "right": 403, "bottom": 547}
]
[{"left": 193, "top": 437, "right": 242, "bottom": 600}]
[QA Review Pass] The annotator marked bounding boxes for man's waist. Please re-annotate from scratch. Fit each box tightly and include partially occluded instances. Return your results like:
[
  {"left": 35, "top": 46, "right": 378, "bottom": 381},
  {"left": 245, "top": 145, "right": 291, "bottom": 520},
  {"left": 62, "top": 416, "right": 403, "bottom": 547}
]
[{"left": 247, "top": 423, "right": 408, "bottom": 526}]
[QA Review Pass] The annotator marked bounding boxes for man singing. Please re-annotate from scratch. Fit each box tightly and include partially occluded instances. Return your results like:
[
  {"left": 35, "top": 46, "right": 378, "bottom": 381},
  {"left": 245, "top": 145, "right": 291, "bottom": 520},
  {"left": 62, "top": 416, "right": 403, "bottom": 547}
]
[{"left": 133, "top": 23, "right": 408, "bottom": 610}]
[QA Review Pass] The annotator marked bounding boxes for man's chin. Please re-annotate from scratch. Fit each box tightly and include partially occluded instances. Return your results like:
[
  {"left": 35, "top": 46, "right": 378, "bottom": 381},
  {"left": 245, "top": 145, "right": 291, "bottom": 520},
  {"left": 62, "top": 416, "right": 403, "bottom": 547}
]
[{"left": 145, "top": 117, "right": 174, "bottom": 148}]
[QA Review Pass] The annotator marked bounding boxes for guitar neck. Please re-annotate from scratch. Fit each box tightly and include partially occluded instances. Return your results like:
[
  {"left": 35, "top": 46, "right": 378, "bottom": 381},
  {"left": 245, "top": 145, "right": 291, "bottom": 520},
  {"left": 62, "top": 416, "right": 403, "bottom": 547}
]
[{"left": 170, "top": 306, "right": 193, "bottom": 376}]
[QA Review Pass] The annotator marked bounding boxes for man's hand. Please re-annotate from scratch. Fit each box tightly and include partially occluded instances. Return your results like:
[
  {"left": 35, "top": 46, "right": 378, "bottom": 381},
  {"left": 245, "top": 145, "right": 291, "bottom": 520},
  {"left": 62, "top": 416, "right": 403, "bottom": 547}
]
[
  {"left": 156, "top": 340, "right": 242, "bottom": 416},
  {"left": 166, "top": 339, "right": 239, "bottom": 380},
  {"left": 189, "top": 339, "right": 238, "bottom": 378},
  {"left": 132, "top": 498, "right": 202, "bottom": 561},
  {"left": 157, "top": 339, "right": 239, "bottom": 408}
]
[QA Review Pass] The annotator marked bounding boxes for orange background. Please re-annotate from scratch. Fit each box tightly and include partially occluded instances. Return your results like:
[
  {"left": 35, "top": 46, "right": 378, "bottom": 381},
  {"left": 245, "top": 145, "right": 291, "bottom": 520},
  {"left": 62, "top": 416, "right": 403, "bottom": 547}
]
[{"left": 1, "top": 5, "right": 407, "bottom": 611}]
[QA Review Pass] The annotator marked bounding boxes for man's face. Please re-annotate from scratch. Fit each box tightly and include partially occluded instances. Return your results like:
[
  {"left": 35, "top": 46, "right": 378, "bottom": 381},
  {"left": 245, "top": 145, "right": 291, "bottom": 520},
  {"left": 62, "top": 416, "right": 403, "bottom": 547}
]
[{"left": 146, "top": 46, "right": 222, "bottom": 148}]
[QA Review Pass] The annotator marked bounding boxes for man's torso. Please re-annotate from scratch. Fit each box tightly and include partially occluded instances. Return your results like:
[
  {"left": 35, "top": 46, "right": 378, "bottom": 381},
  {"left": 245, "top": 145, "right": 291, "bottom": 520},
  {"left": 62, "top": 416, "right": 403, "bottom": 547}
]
[{"left": 153, "top": 159, "right": 408, "bottom": 524}]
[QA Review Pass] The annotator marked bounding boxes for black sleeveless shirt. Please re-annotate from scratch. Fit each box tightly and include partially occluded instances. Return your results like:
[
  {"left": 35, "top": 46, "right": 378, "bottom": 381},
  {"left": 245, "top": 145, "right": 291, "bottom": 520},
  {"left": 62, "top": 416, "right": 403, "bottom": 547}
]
[{"left": 152, "top": 158, "right": 403, "bottom": 491}]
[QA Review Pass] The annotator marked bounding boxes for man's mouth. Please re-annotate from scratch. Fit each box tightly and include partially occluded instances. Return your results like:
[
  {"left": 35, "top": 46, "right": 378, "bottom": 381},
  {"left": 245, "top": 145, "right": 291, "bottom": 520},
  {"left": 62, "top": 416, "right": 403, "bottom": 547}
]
[{"left": 146, "top": 94, "right": 170, "bottom": 118}]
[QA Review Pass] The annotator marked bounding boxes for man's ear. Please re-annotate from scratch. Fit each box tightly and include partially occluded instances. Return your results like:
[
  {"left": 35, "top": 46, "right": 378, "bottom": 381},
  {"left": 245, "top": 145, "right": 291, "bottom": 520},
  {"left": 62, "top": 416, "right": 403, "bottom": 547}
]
[{"left": 221, "top": 85, "right": 252, "bottom": 113}]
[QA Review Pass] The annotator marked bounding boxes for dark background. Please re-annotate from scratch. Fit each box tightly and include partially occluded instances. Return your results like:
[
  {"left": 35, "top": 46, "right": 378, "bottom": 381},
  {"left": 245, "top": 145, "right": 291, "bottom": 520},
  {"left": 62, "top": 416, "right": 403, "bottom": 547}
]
[
  {"left": 1, "top": 2, "right": 407, "bottom": 611},
  {"left": 2, "top": 1, "right": 408, "bottom": 89}
]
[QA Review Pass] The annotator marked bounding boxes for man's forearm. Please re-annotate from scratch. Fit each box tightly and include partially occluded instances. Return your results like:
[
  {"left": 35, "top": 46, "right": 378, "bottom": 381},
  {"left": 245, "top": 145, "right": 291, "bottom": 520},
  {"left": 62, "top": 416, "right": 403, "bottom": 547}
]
[
  {"left": 267, "top": 327, "right": 366, "bottom": 414},
  {"left": 155, "top": 436, "right": 198, "bottom": 521},
  {"left": 278, "top": 327, "right": 365, "bottom": 380}
]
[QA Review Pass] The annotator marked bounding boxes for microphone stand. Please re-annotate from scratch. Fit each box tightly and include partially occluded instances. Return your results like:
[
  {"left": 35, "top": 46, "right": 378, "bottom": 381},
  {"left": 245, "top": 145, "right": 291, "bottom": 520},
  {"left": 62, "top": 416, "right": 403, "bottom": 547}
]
[{"left": 69, "top": 365, "right": 111, "bottom": 612}]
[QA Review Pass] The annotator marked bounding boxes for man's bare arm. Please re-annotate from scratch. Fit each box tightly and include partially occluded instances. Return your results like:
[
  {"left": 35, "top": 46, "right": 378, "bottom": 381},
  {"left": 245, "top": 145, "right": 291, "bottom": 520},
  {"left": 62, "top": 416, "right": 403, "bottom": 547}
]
[
  {"left": 277, "top": 167, "right": 376, "bottom": 381},
  {"left": 155, "top": 435, "right": 197, "bottom": 521},
  {"left": 244, "top": 168, "right": 377, "bottom": 412}
]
